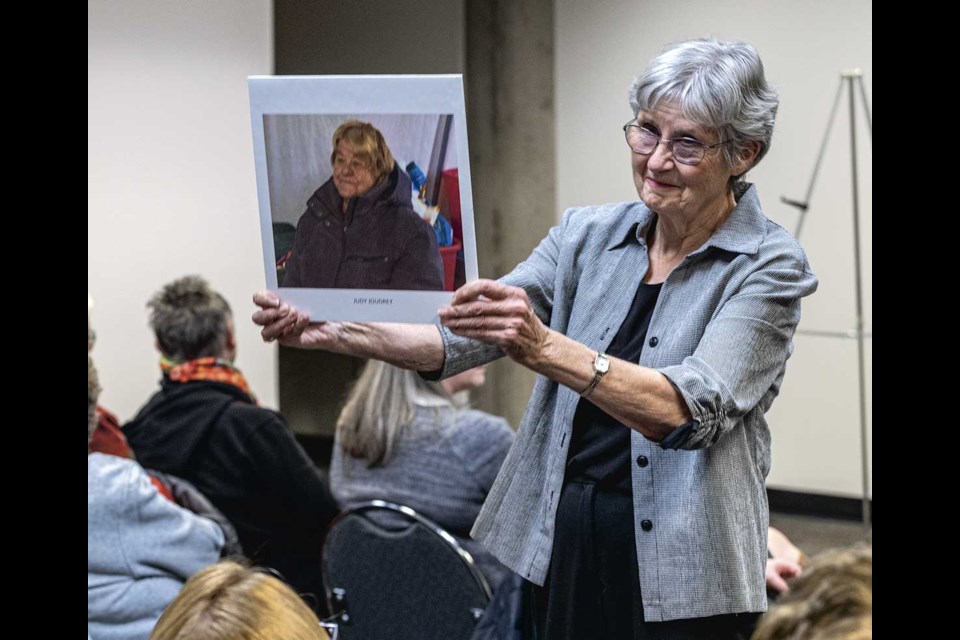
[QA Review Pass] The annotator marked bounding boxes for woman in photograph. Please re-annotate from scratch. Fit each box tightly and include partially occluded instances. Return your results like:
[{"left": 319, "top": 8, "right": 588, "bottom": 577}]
[{"left": 281, "top": 119, "right": 445, "bottom": 291}]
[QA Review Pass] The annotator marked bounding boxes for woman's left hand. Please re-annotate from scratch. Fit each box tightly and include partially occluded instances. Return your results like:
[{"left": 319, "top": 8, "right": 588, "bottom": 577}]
[{"left": 438, "top": 279, "right": 551, "bottom": 367}]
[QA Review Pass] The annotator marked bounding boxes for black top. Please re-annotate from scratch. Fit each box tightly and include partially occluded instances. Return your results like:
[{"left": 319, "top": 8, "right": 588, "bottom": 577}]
[{"left": 565, "top": 281, "right": 662, "bottom": 493}]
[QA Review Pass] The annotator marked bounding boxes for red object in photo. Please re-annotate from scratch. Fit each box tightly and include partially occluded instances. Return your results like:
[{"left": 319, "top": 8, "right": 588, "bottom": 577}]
[
  {"left": 440, "top": 168, "right": 462, "bottom": 242},
  {"left": 439, "top": 237, "right": 462, "bottom": 291}
]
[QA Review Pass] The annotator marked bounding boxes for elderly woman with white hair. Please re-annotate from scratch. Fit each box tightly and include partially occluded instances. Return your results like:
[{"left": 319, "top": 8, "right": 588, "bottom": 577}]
[{"left": 255, "top": 38, "right": 817, "bottom": 638}]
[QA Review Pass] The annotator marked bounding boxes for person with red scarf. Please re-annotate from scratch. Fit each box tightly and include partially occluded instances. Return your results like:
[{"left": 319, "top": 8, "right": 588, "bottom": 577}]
[
  {"left": 89, "top": 294, "right": 181, "bottom": 503},
  {"left": 123, "top": 276, "right": 339, "bottom": 613},
  {"left": 88, "top": 295, "right": 136, "bottom": 460}
]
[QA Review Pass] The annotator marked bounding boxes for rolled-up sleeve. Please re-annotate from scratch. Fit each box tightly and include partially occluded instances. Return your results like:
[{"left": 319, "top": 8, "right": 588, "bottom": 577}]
[
  {"left": 419, "top": 322, "right": 504, "bottom": 381},
  {"left": 657, "top": 256, "right": 818, "bottom": 450}
]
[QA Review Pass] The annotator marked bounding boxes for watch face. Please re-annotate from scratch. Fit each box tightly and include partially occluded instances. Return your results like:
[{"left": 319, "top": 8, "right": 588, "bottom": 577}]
[{"left": 596, "top": 354, "right": 610, "bottom": 373}]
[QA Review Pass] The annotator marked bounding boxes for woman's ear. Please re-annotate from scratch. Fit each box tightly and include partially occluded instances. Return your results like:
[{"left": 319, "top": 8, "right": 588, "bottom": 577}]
[{"left": 732, "top": 141, "right": 762, "bottom": 176}]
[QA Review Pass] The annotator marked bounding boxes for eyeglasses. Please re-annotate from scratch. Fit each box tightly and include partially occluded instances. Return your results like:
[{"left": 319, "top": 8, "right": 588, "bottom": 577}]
[{"left": 622, "top": 121, "right": 729, "bottom": 166}]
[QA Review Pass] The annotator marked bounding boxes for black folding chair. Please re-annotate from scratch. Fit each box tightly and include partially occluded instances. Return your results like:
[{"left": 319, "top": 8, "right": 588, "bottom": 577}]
[{"left": 322, "top": 500, "right": 492, "bottom": 640}]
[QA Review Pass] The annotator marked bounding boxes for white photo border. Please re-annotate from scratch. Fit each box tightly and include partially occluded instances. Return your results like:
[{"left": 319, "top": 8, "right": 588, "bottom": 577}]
[{"left": 248, "top": 75, "right": 477, "bottom": 322}]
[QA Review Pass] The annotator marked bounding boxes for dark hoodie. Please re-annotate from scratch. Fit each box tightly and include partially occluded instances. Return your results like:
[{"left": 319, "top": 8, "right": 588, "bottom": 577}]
[
  {"left": 123, "top": 379, "right": 339, "bottom": 610},
  {"left": 282, "top": 164, "right": 445, "bottom": 290}
]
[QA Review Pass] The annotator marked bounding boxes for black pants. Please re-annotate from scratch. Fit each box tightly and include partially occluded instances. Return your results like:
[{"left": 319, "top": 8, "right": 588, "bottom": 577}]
[{"left": 531, "top": 479, "right": 759, "bottom": 640}]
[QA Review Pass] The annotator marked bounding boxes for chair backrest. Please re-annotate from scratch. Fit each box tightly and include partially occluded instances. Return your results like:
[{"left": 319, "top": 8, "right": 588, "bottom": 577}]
[{"left": 322, "top": 500, "right": 492, "bottom": 640}]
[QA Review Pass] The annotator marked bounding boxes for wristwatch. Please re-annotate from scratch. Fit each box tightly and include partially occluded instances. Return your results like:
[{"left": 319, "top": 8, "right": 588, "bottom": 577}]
[{"left": 580, "top": 352, "right": 610, "bottom": 398}]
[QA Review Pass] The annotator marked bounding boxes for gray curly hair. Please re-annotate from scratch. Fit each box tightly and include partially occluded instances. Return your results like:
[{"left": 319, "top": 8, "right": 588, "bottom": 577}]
[
  {"left": 628, "top": 38, "right": 778, "bottom": 185},
  {"left": 148, "top": 275, "right": 232, "bottom": 362}
]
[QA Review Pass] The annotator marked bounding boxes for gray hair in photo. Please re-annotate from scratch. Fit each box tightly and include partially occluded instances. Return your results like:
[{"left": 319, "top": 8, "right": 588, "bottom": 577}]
[{"left": 628, "top": 38, "right": 779, "bottom": 181}]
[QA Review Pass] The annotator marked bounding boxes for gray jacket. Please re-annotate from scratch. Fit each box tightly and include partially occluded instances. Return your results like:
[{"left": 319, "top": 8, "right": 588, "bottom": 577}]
[
  {"left": 427, "top": 184, "right": 818, "bottom": 621},
  {"left": 88, "top": 454, "right": 223, "bottom": 640}
]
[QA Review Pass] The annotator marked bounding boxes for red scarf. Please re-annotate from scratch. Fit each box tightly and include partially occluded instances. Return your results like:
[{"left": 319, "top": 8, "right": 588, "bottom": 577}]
[{"left": 160, "top": 357, "right": 256, "bottom": 403}]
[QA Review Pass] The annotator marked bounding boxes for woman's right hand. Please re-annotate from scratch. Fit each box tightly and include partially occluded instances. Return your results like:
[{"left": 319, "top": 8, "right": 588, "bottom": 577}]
[{"left": 252, "top": 290, "right": 336, "bottom": 349}]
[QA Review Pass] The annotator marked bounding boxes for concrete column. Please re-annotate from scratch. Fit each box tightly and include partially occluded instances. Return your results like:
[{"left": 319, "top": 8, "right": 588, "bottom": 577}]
[
  {"left": 272, "top": 0, "right": 555, "bottom": 435},
  {"left": 465, "top": 0, "right": 555, "bottom": 428},
  {"left": 274, "top": 0, "right": 466, "bottom": 436}
]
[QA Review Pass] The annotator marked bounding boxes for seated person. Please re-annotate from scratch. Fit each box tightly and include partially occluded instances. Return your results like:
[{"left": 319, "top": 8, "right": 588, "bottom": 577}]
[
  {"left": 281, "top": 119, "right": 445, "bottom": 290},
  {"left": 149, "top": 560, "right": 331, "bottom": 640},
  {"left": 89, "top": 294, "right": 204, "bottom": 506},
  {"left": 88, "top": 294, "right": 135, "bottom": 460},
  {"left": 88, "top": 356, "right": 225, "bottom": 640},
  {"left": 123, "top": 275, "right": 339, "bottom": 612},
  {"left": 752, "top": 543, "right": 872, "bottom": 640},
  {"left": 330, "top": 361, "right": 515, "bottom": 589}
]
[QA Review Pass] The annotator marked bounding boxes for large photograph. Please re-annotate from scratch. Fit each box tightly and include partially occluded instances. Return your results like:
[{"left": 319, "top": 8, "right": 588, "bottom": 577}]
[{"left": 249, "top": 76, "right": 477, "bottom": 322}]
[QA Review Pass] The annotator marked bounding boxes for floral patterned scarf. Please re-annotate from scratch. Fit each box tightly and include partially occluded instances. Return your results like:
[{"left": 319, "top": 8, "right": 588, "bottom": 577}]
[{"left": 160, "top": 356, "right": 256, "bottom": 403}]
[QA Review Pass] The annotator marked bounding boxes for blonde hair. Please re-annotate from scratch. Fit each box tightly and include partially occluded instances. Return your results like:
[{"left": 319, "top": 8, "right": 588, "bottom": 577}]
[
  {"left": 330, "top": 119, "right": 395, "bottom": 184},
  {"left": 149, "top": 561, "right": 329, "bottom": 640},
  {"left": 336, "top": 360, "right": 452, "bottom": 467},
  {"left": 752, "top": 544, "right": 872, "bottom": 640}
]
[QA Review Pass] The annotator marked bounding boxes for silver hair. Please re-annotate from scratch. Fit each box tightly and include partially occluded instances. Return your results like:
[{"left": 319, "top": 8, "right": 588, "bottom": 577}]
[
  {"left": 148, "top": 275, "right": 232, "bottom": 362},
  {"left": 336, "top": 360, "right": 452, "bottom": 467},
  {"left": 88, "top": 356, "right": 101, "bottom": 448},
  {"left": 628, "top": 38, "right": 778, "bottom": 185}
]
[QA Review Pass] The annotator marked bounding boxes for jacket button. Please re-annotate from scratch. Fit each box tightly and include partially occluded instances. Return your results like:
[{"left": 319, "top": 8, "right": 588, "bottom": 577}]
[
  {"left": 648, "top": 336, "right": 659, "bottom": 347},
  {"left": 636, "top": 455, "right": 648, "bottom": 468},
  {"left": 640, "top": 519, "right": 653, "bottom": 532}
]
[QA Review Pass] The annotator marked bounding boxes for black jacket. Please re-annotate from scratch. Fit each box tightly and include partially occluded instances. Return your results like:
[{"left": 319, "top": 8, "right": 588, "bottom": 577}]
[
  {"left": 123, "top": 379, "right": 339, "bottom": 609},
  {"left": 282, "top": 165, "right": 445, "bottom": 290}
]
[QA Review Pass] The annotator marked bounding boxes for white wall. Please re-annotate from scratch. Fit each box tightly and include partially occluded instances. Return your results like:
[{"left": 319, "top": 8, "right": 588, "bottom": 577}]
[
  {"left": 556, "top": 0, "right": 872, "bottom": 497},
  {"left": 88, "top": 0, "right": 277, "bottom": 420}
]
